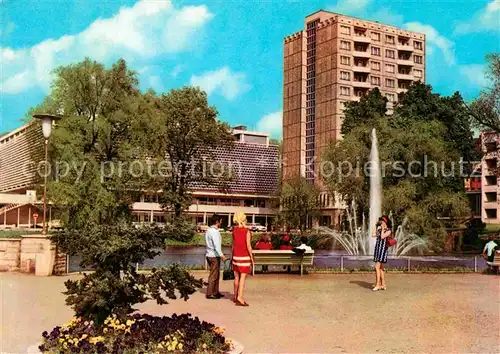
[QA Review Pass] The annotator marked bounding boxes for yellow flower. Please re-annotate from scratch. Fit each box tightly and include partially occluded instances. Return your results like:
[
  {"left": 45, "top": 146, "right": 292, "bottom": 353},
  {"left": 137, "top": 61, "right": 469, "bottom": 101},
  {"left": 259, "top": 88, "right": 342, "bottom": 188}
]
[
  {"left": 167, "top": 345, "right": 173, "bottom": 351},
  {"left": 81, "top": 334, "right": 88, "bottom": 339},
  {"left": 202, "top": 343, "right": 207, "bottom": 349},
  {"left": 89, "top": 336, "right": 105, "bottom": 344},
  {"left": 157, "top": 343, "right": 163, "bottom": 349},
  {"left": 126, "top": 319, "right": 134, "bottom": 326},
  {"left": 58, "top": 338, "right": 65, "bottom": 343},
  {"left": 177, "top": 343, "right": 183, "bottom": 350}
]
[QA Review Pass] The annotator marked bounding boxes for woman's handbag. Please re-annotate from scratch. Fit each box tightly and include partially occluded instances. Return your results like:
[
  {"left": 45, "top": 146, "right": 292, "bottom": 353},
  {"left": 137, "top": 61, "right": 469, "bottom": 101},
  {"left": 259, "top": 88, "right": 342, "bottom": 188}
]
[
  {"left": 387, "top": 237, "right": 397, "bottom": 248},
  {"left": 223, "top": 259, "right": 235, "bottom": 281}
]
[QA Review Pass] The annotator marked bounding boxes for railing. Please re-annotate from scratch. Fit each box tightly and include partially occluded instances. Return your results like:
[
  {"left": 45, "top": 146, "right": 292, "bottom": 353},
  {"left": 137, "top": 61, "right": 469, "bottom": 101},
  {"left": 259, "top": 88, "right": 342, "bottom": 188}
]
[{"left": 69, "top": 251, "right": 489, "bottom": 273}]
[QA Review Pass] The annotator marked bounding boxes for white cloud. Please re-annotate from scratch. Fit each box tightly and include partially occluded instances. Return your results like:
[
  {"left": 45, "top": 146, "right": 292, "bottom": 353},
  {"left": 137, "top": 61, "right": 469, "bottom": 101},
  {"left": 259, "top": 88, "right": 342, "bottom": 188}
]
[
  {"left": 454, "top": 0, "right": 500, "bottom": 34},
  {"left": 0, "top": 0, "right": 213, "bottom": 94},
  {"left": 171, "top": 64, "right": 184, "bottom": 78},
  {"left": 459, "top": 64, "right": 489, "bottom": 88},
  {"left": 0, "top": 70, "right": 33, "bottom": 94},
  {"left": 404, "top": 22, "right": 456, "bottom": 65},
  {"left": 257, "top": 110, "right": 282, "bottom": 137},
  {"left": 190, "top": 67, "right": 251, "bottom": 100},
  {"left": 329, "top": 0, "right": 372, "bottom": 15},
  {"left": 148, "top": 75, "right": 165, "bottom": 93}
]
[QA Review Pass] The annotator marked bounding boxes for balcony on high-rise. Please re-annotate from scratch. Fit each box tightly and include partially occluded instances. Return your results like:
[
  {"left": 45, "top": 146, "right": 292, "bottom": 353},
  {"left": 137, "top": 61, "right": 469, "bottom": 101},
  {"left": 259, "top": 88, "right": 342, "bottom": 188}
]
[
  {"left": 397, "top": 53, "right": 414, "bottom": 66},
  {"left": 397, "top": 67, "right": 413, "bottom": 81},
  {"left": 353, "top": 73, "right": 371, "bottom": 88},
  {"left": 354, "top": 28, "right": 371, "bottom": 43},
  {"left": 353, "top": 58, "right": 370, "bottom": 73},
  {"left": 397, "top": 37, "right": 413, "bottom": 52},
  {"left": 353, "top": 43, "right": 370, "bottom": 58}
]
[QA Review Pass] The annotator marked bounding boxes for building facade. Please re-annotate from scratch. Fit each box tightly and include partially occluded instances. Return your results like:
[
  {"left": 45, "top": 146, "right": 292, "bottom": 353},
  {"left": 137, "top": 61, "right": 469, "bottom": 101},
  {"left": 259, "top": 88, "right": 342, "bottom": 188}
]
[
  {"left": 283, "top": 10, "right": 426, "bottom": 225},
  {"left": 0, "top": 123, "right": 279, "bottom": 230},
  {"left": 480, "top": 131, "right": 499, "bottom": 224}
]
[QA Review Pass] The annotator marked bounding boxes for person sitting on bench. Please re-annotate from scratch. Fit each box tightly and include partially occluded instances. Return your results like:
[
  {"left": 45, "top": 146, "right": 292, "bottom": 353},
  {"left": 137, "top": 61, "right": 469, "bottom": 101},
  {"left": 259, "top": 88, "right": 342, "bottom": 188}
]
[{"left": 254, "top": 233, "right": 272, "bottom": 273}]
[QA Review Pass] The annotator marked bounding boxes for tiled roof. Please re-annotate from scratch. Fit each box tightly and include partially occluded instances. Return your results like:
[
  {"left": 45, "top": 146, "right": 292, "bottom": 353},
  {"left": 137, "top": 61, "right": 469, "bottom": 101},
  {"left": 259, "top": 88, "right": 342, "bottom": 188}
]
[{"left": 191, "top": 143, "right": 279, "bottom": 195}]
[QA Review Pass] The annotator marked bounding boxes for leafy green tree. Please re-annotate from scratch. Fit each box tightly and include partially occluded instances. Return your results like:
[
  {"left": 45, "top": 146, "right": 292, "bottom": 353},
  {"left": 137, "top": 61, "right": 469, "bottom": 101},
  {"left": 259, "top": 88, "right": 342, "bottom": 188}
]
[
  {"left": 279, "top": 175, "right": 320, "bottom": 231},
  {"left": 29, "top": 58, "right": 148, "bottom": 229},
  {"left": 323, "top": 84, "right": 473, "bottom": 249},
  {"left": 467, "top": 53, "right": 500, "bottom": 133},
  {"left": 341, "top": 87, "right": 388, "bottom": 135},
  {"left": 143, "top": 87, "right": 235, "bottom": 218}
]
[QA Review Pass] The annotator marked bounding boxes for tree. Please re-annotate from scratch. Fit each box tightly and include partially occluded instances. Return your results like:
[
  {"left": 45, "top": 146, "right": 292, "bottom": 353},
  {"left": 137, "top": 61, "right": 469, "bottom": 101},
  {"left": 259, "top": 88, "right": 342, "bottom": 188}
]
[
  {"left": 28, "top": 58, "right": 148, "bottom": 229},
  {"left": 341, "top": 87, "right": 388, "bottom": 135},
  {"left": 52, "top": 223, "right": 203, "bottom": 324},
  {"left": 144, "top": 87, "right": 235, "bottom": 218},
  {"left": 279, "top": 175, "right": 320, "bottom": 231},
  {"left": 323, "top": 84, "right": 473, "bottom": 249},
  {"left": 468, "top": 53, "right": 500, "bottom": 133}
]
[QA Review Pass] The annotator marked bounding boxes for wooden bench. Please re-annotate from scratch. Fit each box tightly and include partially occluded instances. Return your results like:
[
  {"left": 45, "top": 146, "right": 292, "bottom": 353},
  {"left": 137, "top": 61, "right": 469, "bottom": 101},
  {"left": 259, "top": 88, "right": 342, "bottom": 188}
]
[
  {"left": 252, "top": 250, "right": 314, "bottom": 276},
  {"left": 486, "top": 253, "right": 500, "bottom": 274}
]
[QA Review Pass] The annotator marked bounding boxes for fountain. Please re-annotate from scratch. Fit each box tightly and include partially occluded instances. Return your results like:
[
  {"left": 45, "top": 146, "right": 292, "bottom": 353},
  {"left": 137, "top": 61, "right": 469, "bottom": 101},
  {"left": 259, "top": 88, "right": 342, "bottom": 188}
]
[
  {"left": 368, "top": 128, "right": 381, "bottom": 255},
  {"left": 319, "top": 129, "right": 428, "bottom": 257}
]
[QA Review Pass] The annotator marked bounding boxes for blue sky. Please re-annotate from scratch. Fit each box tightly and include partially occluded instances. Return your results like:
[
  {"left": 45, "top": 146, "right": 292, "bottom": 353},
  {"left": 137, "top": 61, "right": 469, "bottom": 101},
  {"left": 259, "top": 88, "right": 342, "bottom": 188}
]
[{"left": 1, "top": 0, "right": 499, "bottom": 137}]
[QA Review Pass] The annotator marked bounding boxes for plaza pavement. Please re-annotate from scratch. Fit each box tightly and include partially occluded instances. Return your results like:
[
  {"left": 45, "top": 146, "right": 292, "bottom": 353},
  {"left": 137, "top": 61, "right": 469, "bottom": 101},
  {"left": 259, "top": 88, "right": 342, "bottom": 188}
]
[{"left": 1, "top": 272, "right": 499, "bottom": 353}]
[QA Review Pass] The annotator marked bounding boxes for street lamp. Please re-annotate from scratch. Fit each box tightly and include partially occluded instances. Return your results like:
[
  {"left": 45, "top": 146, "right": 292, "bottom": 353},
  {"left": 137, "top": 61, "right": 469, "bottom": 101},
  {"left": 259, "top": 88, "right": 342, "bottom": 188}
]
[{"left": 33, "top": 113, "right": 61, "bottom": 235}]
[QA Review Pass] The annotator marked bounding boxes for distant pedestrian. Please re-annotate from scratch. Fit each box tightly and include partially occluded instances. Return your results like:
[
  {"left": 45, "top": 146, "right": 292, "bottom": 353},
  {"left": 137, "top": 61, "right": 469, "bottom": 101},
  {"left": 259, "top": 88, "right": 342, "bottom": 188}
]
[
  {"left": 205, "top": 214, "right": 226, "bottom": 299},
  {"left": 372, "top": 216, "right": 392, "bottom": 291},
  {"left": 483, "top": 236, "right": 499, "bottom": 263},
  {"left": 232, "top": 211, "right": 254, "bottom": 306}
]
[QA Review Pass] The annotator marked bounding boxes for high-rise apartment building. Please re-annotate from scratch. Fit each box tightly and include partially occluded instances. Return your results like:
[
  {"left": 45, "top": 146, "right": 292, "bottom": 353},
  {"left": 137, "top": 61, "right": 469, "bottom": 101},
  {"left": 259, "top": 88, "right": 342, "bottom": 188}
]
[{"left": 283, "top": 10, "right": 426, "bottom": 225}]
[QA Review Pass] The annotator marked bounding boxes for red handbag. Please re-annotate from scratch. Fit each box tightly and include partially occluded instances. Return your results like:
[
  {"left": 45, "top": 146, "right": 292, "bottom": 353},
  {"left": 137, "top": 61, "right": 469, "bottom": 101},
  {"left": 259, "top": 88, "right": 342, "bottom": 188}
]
[{"left": 387, "top": 237, "right": 396, "bottom": 247}]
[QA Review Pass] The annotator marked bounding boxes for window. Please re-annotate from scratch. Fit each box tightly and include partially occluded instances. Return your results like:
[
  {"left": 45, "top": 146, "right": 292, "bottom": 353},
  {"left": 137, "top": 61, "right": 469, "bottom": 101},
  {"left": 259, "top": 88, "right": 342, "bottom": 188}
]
[
  {"left": 371, "top": 32, "right": 380, "bottom": 41},
  {"left": 371, "top": 76, "right": 381, "bottom": 86},
  {"left": 371, "top": 61, "right": 381, "bottom": 71},
  {"left": 385, "top": 64, "right": 395, "bottom": 73},
  {"left": 385, "top": 35, "right": 395, "bottom": 44},
  {"left": 340, "top": 86, "right": 351, "bottom": 96},
  {"left": 340, "top": 71, "right": 351, "bottom": 80},
  {"left": 340, "top": 56, "right": 350, "bottom": 65},
  {"left": 385, "top": 49, "right": 395, "bottom": 59},
  {"left": 341, "top": 25, "right": 351, "bottom": 35},
  {"left": 386, "top": 78, "right": 395, "bottom": 88},
  {"left": 414, "top": 55, "right": 423, "bottom": 64},
  {"left": 371, "top": 46, "right": 380, "bottom": 56},
  {"left": 414, "top": 69, "right": 422, "bottom": 78},
  {"left": 386, "top": 93, "right": 396, "bottom": 102},
  {"left": 340, "top": 40, "right": 351, "bottom": 50},
  {"left": 414, "top": 41, "right": 423, "bottom": 50}
]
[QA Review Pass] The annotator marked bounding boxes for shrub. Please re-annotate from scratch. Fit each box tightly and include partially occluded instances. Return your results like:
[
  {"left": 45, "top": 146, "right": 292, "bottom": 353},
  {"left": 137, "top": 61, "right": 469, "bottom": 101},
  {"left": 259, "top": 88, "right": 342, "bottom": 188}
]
[
  {"left": 39, "top": 313, "right": 233, "bottom": 353},
  {"left": 51, "top": 223, "right": 203, "bottom": 324},
  {"left": 164, "top": 217, "right": 196, "bottom": 243}
]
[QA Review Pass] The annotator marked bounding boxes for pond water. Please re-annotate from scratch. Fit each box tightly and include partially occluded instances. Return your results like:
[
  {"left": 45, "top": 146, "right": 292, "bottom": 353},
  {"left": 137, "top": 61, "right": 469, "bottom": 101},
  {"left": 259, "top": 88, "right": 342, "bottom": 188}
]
[{"left": 68, "top": 246, "right": 488, "bottom": 272}]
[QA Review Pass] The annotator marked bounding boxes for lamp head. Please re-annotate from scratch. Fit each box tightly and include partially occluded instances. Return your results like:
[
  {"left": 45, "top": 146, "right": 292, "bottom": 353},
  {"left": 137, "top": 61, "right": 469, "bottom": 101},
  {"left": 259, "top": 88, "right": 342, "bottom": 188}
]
[{"left": 33, "top": 114, "right": 61, "bottom": 139}]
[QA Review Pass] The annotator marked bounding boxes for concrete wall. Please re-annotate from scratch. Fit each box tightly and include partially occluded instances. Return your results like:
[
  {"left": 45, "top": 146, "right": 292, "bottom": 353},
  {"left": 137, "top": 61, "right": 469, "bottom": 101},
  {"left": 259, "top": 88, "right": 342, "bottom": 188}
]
[{"left": 0, "top": 235, "right": 65, "bottom": 275}]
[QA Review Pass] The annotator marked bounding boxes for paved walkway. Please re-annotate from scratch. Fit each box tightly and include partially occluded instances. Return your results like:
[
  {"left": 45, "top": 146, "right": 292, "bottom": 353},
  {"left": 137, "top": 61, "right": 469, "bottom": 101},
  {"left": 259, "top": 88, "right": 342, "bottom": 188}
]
[{"left": 1, "top": 272, "right": 499, "bottom": 353}]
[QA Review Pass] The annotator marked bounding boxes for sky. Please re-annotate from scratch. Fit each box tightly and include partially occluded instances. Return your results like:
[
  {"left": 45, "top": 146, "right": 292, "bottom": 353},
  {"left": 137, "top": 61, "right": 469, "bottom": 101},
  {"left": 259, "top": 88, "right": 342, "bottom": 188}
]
[{"left": 1, "top": 0, "right": 499, "bottom": 137}]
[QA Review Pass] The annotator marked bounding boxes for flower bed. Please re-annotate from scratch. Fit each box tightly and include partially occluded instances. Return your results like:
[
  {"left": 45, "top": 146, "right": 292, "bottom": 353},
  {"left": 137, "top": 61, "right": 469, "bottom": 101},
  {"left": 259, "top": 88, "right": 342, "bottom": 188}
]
[{"left": 39, "top": 313, "right": 233, "bottom": 353}]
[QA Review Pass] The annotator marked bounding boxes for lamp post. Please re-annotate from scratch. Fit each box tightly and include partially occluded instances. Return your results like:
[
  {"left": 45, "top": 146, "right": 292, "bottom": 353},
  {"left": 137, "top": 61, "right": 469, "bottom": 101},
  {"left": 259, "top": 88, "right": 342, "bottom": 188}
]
[{"left": 33, "top": 114, "right": 61, "bottom": 235}]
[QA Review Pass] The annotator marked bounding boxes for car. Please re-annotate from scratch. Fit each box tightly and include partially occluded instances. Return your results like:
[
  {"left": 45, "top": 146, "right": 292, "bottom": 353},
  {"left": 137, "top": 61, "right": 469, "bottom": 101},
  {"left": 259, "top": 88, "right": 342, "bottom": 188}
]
[
  {"left": 197, "top": 223, "right": 210, "bottom": 232},
  {"left": 247, "top": 223, "right": 267, "bottom": 232}
]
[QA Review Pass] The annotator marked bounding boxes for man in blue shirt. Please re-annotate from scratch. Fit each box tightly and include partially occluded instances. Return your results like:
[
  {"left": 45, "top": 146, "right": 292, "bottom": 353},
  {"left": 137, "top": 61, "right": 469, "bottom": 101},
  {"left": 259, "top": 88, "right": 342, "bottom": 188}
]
[{"left": 205, "top": 214, "right": 226, "bottom": 299}]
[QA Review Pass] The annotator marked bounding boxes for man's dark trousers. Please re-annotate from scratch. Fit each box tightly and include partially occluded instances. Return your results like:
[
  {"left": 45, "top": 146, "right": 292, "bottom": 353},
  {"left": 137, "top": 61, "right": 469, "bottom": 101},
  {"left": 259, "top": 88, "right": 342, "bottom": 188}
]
[{"left": 206, "top": 257, "right": 220, "bottom": 297}]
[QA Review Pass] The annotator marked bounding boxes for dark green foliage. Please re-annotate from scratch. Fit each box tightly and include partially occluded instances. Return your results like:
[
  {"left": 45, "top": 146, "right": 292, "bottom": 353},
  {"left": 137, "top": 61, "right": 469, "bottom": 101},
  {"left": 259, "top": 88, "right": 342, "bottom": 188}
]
[
  {"left": 324, "top": 82, "right": 474, "bottom": 249},
  {"left": 163, "top": 217, "right": 197, "bottom": 243},
  {"left": 341, "top": 87, "right": 388, "bottom": 135},
  {"left": 279, "top": 175, "right": 321, "bottom": 231},
  {"left": 52, "top": 224, "right": 203, "bottom": 324},
  {"left": 143, "top": 87, "right": 236, "bottom": 217},
  {"left": 468, "top": 53, "right": 500, "bottom": 133}
]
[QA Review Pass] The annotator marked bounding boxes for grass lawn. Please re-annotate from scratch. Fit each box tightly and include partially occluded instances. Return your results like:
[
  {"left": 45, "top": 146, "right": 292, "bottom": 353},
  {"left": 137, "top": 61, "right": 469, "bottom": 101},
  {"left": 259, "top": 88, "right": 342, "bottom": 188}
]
[
  {"left": 0, "top": 229, "right": 53, "bottom": 238},
  {"left": 483, "top": 223, "right": 500, "bottom": 234},
  {"left": 165, "top": 232, "right": 263, "bottom": 247}
]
